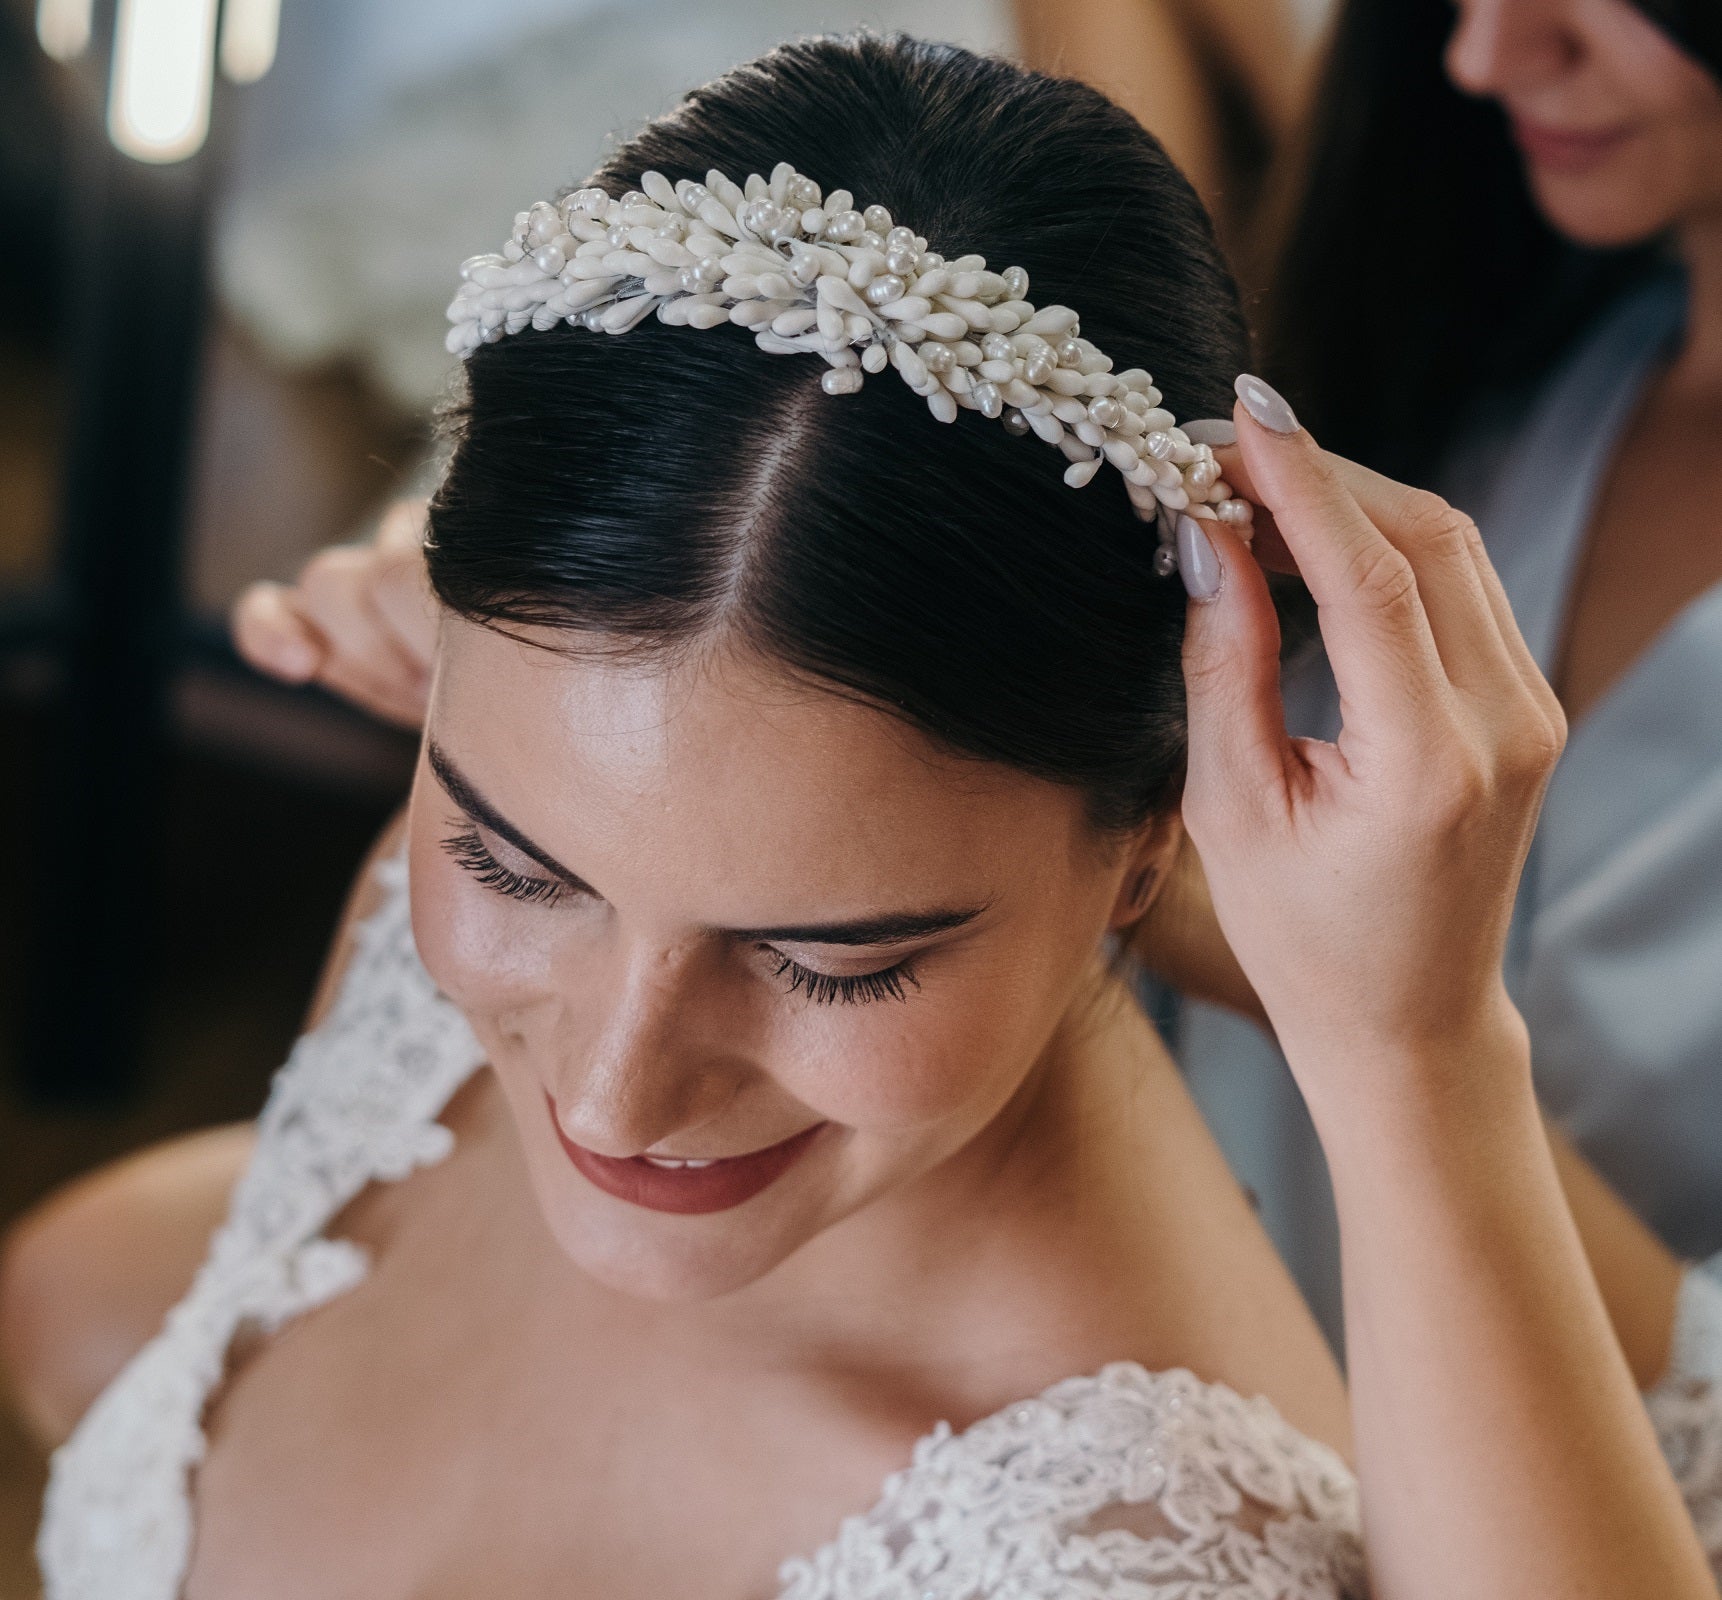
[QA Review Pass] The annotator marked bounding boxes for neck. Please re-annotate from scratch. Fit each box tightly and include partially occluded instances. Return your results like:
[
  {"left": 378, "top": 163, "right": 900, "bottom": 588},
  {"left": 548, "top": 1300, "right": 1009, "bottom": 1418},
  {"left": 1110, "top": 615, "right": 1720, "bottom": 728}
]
[
  {"left": 1673, "top": 207, "right": 1722, "bottom": 388},
  {"left": 670, "top": 967, "right": 1212, "bottom": 1408}
]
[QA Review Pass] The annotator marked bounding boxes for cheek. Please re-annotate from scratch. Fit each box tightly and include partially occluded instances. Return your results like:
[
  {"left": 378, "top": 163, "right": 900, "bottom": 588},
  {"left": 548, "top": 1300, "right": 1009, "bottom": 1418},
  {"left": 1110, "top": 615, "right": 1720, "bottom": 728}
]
[
  {"left": 407, "top": 825, "right": 561, "bottom": 1018},
  {"left": 766, "top": 944, "right": 1077, "bottom": 1135}
]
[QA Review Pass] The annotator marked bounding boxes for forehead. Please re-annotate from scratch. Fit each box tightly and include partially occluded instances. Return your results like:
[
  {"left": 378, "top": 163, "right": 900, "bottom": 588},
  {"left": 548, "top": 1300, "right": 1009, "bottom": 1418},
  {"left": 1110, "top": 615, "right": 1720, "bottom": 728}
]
[{"left": 430, "top": 620, "right": 1089, "bottom": 909}]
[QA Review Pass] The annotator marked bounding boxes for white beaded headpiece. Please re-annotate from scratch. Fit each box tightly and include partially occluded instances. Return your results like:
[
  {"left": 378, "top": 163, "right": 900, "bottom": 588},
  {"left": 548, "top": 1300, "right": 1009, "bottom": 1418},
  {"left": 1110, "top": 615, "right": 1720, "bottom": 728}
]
[{"left": 447, "top": 162, "right": 1253, "bottom": 575}]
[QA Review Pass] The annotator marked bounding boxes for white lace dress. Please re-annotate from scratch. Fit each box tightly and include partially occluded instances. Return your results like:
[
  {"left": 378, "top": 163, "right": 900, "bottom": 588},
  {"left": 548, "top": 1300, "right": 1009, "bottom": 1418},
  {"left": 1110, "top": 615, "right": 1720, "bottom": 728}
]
[{"left": 31, "top": 857, "right": 1722, "bottom": 1598}]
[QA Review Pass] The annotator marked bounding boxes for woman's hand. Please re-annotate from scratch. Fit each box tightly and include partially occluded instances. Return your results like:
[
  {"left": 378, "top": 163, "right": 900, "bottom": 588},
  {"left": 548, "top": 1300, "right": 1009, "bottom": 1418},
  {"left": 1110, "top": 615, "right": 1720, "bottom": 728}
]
[
  {"left": 1179, "top": 376, "right": 1715, "bottom": 1600},
  {"left": 1178, "top": 379, "right": 1567, "bottom": 1125},
  {"left": 231, "top": 496, "right": 436, "bottom": 730}
]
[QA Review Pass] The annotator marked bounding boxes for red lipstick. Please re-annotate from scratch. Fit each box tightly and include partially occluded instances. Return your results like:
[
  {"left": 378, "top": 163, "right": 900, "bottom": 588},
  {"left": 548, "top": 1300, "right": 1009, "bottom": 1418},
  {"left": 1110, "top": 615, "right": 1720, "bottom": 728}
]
[{"left": 549, "top": 1096, "right": 825, "bottom": 1214}]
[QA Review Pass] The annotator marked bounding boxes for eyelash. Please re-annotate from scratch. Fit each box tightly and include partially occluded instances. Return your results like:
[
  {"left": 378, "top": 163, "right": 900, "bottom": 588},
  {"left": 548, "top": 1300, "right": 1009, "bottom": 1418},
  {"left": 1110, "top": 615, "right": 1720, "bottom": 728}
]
[
  {"left": 442, "top": 823, "right": 920, "bottom": 1006},
  {"left": 770, "top": 953, "right": 920, "bottom": 1006},
  {"left": 441, "top": 825, "right": 566, "bottom": 907}
]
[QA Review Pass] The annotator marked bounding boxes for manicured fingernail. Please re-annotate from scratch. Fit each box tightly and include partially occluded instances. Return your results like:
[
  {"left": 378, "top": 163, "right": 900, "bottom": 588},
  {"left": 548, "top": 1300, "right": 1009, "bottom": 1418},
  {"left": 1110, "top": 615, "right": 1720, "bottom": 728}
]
[
  {"left": 1177, "top": 513, "right": 1224, "bottom": 603},
  {"left": 1182, "top": 417, "right": 1237, "bottom": 447},
  {"left": 1234, "top": 373, "right": 1300, "bottom": 435}
]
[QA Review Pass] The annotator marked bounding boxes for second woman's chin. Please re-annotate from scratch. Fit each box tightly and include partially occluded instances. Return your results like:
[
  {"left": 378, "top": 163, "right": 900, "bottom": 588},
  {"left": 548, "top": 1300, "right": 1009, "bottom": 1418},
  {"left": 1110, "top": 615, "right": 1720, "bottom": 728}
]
[{"left": 1521, "top": 146, "right": 1692, "bottom": 250}]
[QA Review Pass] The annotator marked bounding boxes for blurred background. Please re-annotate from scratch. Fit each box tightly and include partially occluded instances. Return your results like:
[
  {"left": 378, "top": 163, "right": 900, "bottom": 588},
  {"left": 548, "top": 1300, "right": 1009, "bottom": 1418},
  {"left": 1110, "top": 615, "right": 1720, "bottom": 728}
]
[{"left": 0, "top": 0, "right": 1332, "bottom": 1588}]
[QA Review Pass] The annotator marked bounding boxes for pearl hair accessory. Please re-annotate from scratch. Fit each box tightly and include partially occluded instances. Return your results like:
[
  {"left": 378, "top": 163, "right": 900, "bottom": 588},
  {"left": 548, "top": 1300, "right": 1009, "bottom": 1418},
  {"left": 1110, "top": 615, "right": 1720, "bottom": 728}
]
[{"left": 446, "top": 162, "right": 1254, "bottom": 574}]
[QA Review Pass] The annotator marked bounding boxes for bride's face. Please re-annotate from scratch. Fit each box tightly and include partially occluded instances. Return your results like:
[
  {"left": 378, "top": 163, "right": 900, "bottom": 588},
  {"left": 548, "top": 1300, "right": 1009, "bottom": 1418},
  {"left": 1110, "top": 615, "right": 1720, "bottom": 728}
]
[{"left": 409, "top": 618, "right": 1154, "bottom": 1301}]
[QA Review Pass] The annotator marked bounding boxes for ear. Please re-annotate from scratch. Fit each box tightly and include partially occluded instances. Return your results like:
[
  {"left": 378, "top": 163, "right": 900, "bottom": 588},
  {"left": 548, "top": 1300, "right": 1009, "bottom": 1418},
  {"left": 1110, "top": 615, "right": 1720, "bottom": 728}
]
[{"left": 1106, "top": 809, "right": 1185, "bottom": 931}]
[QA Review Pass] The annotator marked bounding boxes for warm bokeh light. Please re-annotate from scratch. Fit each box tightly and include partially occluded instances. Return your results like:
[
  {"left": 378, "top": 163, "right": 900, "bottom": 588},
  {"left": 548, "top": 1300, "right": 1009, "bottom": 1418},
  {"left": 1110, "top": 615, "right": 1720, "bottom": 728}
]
[
  {"left": 106, "top": 0, "right": 220, "bottom": 163},
  {"left": 219, "top": 0, "right": 282, "bottom": 84},
  {"left": 35, "top": 0, "right": 93, "bottom": 61}
]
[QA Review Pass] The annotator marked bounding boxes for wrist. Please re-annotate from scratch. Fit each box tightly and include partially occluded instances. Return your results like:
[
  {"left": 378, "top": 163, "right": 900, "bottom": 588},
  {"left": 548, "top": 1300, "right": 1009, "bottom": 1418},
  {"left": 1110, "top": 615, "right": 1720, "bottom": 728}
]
[{"left": 1280, "top": 1000, "right": 1537, "bottom": 1167}]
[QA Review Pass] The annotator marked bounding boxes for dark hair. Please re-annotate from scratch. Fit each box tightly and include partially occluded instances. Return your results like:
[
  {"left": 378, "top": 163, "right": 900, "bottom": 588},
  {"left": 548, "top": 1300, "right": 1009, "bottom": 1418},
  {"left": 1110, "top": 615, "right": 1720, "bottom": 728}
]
[
  {"left": 1264, "top": 0, "right": 1721, "bottom": 485},
  {"left": 426, "top": 33, "right": 1247, "bottom": 833}
]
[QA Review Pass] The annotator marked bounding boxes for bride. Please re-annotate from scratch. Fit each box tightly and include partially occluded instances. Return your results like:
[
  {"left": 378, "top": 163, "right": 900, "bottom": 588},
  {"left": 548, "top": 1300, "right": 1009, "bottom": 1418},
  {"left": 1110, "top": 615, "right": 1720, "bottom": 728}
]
[{"left": 10, "top": 31, "right": 1721, "bottom": 1600}]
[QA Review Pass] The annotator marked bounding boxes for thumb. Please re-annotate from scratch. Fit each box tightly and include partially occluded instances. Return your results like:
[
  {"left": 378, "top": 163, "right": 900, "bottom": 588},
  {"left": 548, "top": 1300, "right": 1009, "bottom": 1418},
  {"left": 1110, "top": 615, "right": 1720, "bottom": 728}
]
[{"left": 1180, "top": 514, "right": 1290, "bottom": 811}]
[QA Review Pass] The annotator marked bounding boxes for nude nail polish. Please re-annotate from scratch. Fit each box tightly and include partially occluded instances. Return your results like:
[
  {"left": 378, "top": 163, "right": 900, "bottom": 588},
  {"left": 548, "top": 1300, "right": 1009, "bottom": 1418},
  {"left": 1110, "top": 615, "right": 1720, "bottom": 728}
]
[
  {"left": 1234, "top": 373, "right": 1300, "bottom": 435},
  {"left": 1177, "top": 513, "right": 1224, "bottom": 603}
]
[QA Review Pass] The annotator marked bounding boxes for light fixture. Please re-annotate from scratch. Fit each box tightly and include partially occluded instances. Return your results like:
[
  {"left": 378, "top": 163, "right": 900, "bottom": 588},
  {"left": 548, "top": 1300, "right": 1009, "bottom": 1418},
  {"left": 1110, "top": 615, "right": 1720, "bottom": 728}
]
[
  {"left": 37, "top": 0, "right": 280, "bottom": 163},
  {"left": 35, "top": 0, "right": 94, "bottom": 61},
  {"left": 107, "top": 0, "right": 221, "bottom": 163},
  {"left": 219, "top": 0, "right": 281, "bottom": 85}
]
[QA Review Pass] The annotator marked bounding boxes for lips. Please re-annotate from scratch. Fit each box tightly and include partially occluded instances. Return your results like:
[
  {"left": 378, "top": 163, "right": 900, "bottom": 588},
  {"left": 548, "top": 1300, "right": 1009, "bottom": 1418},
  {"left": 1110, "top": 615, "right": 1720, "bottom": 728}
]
[
  {"left": 549, "top": 1096, "right": 825, "bottom": 1214},
  {"left": 1509, "top": 116, "right": 1633, "bottom": 176}
]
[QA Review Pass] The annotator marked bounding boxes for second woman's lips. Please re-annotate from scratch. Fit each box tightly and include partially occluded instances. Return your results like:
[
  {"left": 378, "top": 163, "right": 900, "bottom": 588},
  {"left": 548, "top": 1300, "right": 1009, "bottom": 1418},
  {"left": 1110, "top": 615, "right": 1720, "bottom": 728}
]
[
  {"left": 1509, "top": 116, "right": 1633, "bottom": 175},
  {"left": 550, "top": 1097, "right": 825, "bottom": 1214}
]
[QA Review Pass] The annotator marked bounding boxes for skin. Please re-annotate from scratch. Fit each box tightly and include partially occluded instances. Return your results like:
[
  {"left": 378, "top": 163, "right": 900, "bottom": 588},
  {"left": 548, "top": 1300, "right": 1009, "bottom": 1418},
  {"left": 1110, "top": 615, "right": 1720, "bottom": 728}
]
[
  {"left": 1179, "top": 400, "right": 1713, "bottom": 1597},
  {"left": 1012, "top": 0, "right": 1312, "bottom": 244},
  {"left": 169, "top": 626, "right": 1350, "bottom": 1597},
  {"left": 1443, "top": 0, "right": 1722, "bottom": 725}
]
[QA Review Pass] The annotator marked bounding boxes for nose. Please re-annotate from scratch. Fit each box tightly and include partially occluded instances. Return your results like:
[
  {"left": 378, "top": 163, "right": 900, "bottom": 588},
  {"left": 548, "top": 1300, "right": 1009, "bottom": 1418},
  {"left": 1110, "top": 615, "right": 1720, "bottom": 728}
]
[
  {"left": 545, "top": 937, "right": 745, "bottom": 1157},
  {"left": 1445, "top": 0, "right": 1573, "bottom": 99}
]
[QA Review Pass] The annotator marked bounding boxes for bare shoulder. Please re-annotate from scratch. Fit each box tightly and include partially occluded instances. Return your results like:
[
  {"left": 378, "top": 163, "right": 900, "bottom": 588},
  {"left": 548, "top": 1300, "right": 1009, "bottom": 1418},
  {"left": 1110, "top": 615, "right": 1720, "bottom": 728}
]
[
  {"left": 0, "top": 1123, "right": 257, "bottom": 1448},
  {"left": 0, "top": 808, "right": 414, "bottom": 1449}
]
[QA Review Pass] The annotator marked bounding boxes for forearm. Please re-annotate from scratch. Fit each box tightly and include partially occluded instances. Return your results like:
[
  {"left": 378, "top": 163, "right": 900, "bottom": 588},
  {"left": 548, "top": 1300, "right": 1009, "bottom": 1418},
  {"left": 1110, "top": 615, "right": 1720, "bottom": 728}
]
[{"left": 1304, "top": 1024, "right": 1716, "bottom": 1599}]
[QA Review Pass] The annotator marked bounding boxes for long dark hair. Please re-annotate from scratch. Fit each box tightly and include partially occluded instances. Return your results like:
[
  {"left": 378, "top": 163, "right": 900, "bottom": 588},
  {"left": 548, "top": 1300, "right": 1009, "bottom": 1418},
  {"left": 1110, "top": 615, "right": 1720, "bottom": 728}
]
[
  {"left": 427, "top": 34, "right": 1249, "bottom": 832},
  {"left": 1265, "top": 0, "right": 1722, "bottom": 485}
]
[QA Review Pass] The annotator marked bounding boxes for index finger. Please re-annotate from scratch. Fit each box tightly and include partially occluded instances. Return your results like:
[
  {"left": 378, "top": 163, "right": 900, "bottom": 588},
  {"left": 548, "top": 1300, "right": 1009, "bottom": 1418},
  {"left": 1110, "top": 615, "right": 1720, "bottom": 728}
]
[{"left": 1230, "top": 381, "right": 1449, "bottom": 742}]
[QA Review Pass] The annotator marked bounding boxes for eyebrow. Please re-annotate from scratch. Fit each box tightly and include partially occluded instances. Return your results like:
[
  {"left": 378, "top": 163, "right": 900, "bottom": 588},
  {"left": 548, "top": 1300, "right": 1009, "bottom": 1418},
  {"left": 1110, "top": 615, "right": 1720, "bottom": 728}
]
[
  {"left": 427, "top": 737, "right": 989, "bottom": 948},
  {"left": 428, "top": 739, "right": 593, "bottom": 890}
]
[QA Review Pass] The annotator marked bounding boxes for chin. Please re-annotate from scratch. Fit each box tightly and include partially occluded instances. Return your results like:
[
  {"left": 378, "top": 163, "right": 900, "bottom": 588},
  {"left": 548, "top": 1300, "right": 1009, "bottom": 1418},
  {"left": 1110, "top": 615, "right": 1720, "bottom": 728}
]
[
  {"left": 1525, "top": 167, "right": 1683, "bottom": 250},
  {"left": 538, "top": 1197, "right": 822, "bottom": 1302}
]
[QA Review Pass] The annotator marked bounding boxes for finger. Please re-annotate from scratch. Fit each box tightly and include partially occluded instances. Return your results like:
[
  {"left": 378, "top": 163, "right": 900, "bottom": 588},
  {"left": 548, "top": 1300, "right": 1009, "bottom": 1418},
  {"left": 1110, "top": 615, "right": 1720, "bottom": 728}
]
[
  {"left": 297, "top": 548, "right": 434, "bottom": 725},
  {"left": 1221, "top": 441, "right": 1549, "bottom": 715},
  {"left": 231, "top": 583, "right": 327, "bottom": 683},
  {"left": 376, "top": 495, "right": 429, "bottom": 553},
  {"left": 1180, "top": 514, "right": 1294, "bottom": 822},
  {"left": 1230, "top": 386, "right": 1451, "bottom": 750},
  {"left": 369, "top": 539, "right": 439, "bottom": 678}
]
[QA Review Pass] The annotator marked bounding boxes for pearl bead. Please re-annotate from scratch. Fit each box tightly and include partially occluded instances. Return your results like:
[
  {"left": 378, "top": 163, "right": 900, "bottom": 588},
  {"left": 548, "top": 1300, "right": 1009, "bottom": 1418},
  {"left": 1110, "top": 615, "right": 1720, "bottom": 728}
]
[
  {"left": 981, "top": 333, "right": 1013, "bottom": 363},
  {"left": 884, "top": 245, "right": 918, "bottom": 276},
  {"left": 863, "top": 204, "right": 893, "bottom": 233},
  {"left": 826, "top": 209, "right": 865, "bottom": 242},
  {"left": 1154, "top": 544, "right": 1179, "bottom": 577},
  {"left": 532, "top": 243, "right": 566, "bottom": 274},
  {"left": 788, "top": 252, "right": 820, "bottom": 288},
  {"left": 1087, "top": 396, "right": 1122, "bottom": 430},
  {"left": 864, "top": 274, "right": 906, "bottom": 306},
  {"left": 921, "top": 342, "right": 955, "bottom": 374},
  {"left": 1144, "top": 431, "right": 1175, "bottom": 460},
  {"left": 918, "top": 250, "right": 944, "bottom": 271},
  {"left": 739, "top": 199, "right": 780, "bottom": 237},
  {"left": 1003, "top": 408, "right": 1030, "bottom": 436},
  {"left": 885, "top": 226, "right": 916, "bottom": 253},
  {"left": 1023, "top": 351, "right": 1054, "bottom": 387},
  {"left": 618, "top": 190, "right": 646, "bottom": 208},
  {"left": 789, "top": 176, "right": 820, "bottom": 208},
  {"left": 676, "top": 181, "right": 709, "bottom": 211},
  {"left": 972, "top": 380, "right": 1003, "bottom": 419},
  {"left": 606, "top": 222, "right": 628, "bottom": 247},
  {"left": 1056, "top": 338, "right": 1083, "bottom": 367},
  {"left": 1002, "top": 265, "right": 1029, "bottom": 300},
  {"left": 822, "top": 366, "right": 864, "bottom": 395},
  {"left": 800, "top": 207, "right": 827, "bottom": 236}
]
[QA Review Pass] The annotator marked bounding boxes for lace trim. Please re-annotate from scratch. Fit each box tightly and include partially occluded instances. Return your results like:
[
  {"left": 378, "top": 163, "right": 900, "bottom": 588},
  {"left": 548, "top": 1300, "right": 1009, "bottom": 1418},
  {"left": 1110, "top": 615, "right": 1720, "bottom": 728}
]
[
  {"left": 37, "top": 855, "right": 1368, "bottom": 1600},
  {"left": 37, "top": 857, "right": 486, "bottom": 1600},
  {"left": 1646, "top": 1264, "right": 1722, "bottom": 1575},
  {"left": 778, "top": 1363, "right": 1364, "bottom": 1600}
]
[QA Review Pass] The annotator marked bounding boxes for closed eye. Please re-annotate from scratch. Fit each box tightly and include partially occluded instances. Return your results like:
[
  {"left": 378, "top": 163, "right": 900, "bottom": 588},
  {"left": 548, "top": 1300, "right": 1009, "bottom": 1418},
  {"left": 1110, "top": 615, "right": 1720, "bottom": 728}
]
[
  {"left": 442, "top": 824, "right": 568, "bottom": 907},
  {"left": 767, "top": 951, "right": 921, "bottom": 1005}
]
